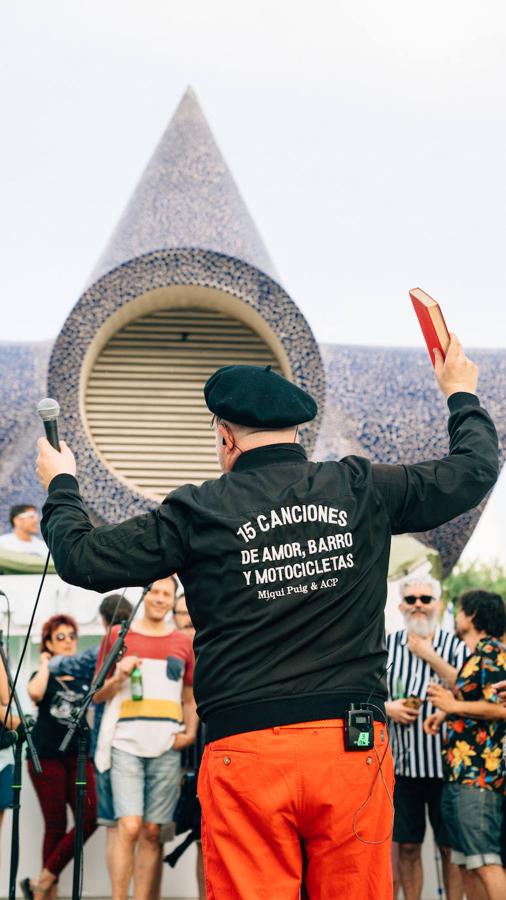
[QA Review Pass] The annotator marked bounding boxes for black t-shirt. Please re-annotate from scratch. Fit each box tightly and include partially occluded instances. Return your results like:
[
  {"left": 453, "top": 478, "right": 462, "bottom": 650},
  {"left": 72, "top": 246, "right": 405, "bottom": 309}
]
[{"left": 29, "top": 672, "right": 91, "bottom": 758}]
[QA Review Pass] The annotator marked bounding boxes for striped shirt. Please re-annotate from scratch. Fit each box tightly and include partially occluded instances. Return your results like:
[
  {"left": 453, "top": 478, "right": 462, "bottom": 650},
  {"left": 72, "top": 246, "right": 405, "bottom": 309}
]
[{"left": 386, "top": 627, "right": 467, "bottom": 778}]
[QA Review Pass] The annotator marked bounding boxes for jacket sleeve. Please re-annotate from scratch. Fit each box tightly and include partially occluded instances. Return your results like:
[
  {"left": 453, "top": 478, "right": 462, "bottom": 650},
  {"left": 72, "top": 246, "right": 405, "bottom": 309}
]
[
  {"left": 371, "top": 392, "right": 499, "bottom": 535},
  {"left": 41, "top": 474, "right": 189, "bottom": 592},
  {"left": 48, "top": 646, "right": 98, "bottom": 682}
]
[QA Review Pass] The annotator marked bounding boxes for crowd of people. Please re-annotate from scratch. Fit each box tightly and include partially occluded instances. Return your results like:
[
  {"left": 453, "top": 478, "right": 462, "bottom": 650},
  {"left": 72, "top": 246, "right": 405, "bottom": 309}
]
[
  {"left": 1, "top": 331, "right": 506, "bottom": 899},
  {"left": 0, "top": 505, "right": 204, "bottom": 900},
  {"left": 0, "top": 487, "right": 505, "bottom": 900},
  {"left": 0, "top": 503, "right": 505, "bottom": 899},
  {"left": 388, "top": 577, "right": 506, "bottom": 900}
]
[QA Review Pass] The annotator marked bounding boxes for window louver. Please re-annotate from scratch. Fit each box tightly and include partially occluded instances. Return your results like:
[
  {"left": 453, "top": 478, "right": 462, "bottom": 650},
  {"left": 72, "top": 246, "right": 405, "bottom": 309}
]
[{"left": 85, "top": 307, "right": 281, "bottom": 499}]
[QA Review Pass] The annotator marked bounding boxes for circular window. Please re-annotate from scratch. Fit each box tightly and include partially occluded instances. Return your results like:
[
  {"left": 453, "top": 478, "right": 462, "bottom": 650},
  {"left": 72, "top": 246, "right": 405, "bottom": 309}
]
[
  {"left": 84, "top": 304, "right": 283, "bottom": 499},
  {"left": 50, "top": 250, "right": 325, "bottom": 521}
]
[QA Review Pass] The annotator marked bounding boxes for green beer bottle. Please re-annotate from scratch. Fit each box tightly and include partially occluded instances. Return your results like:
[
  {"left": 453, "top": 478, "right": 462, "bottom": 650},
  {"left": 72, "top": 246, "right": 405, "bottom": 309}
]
[{"left": 130, "top": 664, "right": 143, "bottom": 701}]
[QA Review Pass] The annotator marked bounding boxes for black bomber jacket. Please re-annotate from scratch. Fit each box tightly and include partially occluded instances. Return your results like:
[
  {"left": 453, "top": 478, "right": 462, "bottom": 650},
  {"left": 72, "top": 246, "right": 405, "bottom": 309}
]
[{"left": 41, "top": 392, "right": 499, "bottom": 741}]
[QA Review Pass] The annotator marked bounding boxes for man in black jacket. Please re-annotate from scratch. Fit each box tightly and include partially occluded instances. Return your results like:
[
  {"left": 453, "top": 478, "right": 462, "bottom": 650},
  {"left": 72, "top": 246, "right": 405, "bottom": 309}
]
[{"left": 35, "top": 336, "right": 498, "bottom": 899}]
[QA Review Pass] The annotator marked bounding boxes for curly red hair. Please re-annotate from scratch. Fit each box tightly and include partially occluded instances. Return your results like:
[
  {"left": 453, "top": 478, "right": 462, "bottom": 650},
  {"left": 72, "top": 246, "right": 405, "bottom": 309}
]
[{"left": 40, "top": 614, "right": 78, "bottom": 654}]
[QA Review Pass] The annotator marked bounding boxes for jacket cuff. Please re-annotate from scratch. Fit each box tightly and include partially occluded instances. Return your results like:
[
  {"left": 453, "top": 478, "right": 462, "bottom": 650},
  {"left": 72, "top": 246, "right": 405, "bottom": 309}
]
[
  {"left": 48, "top": 473, "right": 80, "bottom": 493},
  {"left": 447, "top": 392, "right": 480, "bottom": 413},
  {"left": 48, "top": 655, "right": 62, "bottom": 673}
]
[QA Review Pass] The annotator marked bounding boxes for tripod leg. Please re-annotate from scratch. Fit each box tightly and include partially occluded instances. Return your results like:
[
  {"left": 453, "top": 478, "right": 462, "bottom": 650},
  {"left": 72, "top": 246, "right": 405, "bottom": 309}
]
[
  {"left": 71, "top": 731, "right": 88, "bottom": 900},
  {"left": 9, "top": 741, "right": 23, "bottom": 900}
]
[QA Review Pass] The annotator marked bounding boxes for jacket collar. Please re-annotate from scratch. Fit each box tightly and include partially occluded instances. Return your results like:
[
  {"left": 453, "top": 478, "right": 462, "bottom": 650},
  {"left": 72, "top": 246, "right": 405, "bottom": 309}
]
[{"left": 232, "top": 443, "right": 308, "bottom": 474}]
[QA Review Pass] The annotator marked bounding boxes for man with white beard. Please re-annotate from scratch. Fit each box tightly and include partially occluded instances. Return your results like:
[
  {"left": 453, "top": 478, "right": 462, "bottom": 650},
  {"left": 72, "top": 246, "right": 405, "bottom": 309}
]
[{"left": 385, "top": 576, "right": 467, "bottom": 900}]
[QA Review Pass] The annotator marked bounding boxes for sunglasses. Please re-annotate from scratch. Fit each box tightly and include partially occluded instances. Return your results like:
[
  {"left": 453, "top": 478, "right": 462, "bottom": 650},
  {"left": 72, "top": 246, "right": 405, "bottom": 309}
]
[
  {"left": 54, "top": 631, "right": 78, "bottom": 641},
  {"left": 403, "top": 595, "right": 434, "bottom": 605}
]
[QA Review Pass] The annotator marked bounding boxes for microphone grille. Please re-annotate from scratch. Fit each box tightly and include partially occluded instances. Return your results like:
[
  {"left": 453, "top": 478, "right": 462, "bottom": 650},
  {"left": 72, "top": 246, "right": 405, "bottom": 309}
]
[{"left": 37, "top": 398, "right": 60, "bottom": 421}]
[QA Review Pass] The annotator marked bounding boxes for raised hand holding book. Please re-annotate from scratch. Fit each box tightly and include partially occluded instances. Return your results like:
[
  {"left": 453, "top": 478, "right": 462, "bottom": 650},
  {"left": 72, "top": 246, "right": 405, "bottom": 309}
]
[{"left": 409, "top": 287, "right": 451, "bottom": 366}]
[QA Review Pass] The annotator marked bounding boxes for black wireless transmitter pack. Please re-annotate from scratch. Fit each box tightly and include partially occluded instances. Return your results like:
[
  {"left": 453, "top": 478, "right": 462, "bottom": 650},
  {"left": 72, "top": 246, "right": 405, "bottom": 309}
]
[{"left": 344, "top": 703, "right": 375, "bottom": 751}]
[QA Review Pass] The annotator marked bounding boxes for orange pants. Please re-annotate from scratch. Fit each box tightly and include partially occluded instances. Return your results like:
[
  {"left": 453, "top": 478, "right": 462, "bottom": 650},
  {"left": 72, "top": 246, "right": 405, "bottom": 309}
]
[{"left": 198, "top": 720, "right": 394, "bottom": 899}]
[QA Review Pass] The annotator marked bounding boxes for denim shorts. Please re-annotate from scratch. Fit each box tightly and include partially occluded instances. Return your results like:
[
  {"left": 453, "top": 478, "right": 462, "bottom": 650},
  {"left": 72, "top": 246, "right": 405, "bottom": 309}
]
[
  {"left": 95, "top": 766, "right": 115, "bottom": 826},
  {"left": 441, "top": 781, "right": 503, "bottom": 869},
  {"left": 110, "top": 746, "right": 181, "bottom": 824},
  {"left": 0, "top": 764, "right": 13, "bottom": 810}
]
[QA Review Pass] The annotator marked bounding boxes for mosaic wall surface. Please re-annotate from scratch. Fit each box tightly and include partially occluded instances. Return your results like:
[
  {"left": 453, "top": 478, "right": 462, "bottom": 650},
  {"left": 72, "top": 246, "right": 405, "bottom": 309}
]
[
  {"left": 89, "top": 88, "right": 277, "bottom": 286},
  {"left": 46, "top": 87, "right": 326, "bottom": 523},
  {"left": 315, "top": 344, "right": 506, "bottom": 573},
  {"left": 0, "top": 341, "right": 52, "bottom": 531},
  {"left": 48, "top": 249, "right": 326, "bottom": 523},
  {"left": 0, "top": 341, "right": 504, "bottom": 573},
  {"left": 1, "top": 89, "right": 504, "bottom": 575}
]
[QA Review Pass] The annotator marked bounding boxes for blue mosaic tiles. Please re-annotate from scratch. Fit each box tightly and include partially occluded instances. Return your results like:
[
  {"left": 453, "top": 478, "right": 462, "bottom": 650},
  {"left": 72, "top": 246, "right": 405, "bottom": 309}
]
[
  {"left": 48, "top": 249, "right": 326, "bottom": 522},
  {"left": 315, "top": 344, "right": 506, "bottom": 573},
  {"left": 0, "top": 341, "right": 52, "bottom": 529},
  {"left": 46, "top": 87, "right": 326, "bottom": 524},
  {"left": 0, "top": 88, "right": 503, "bottom": 575},
  {"left": 89, "top": 88, "right": 278, "bottom": 286},
  {"left": 0, "top": 339, "right": 504, "bottom": 574}
]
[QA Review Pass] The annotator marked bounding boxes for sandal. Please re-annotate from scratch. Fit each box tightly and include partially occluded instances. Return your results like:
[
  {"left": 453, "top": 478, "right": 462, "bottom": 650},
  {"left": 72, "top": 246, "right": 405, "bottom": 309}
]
[{"left": 19, "top": 879, "right": 34, "bottom": 900}]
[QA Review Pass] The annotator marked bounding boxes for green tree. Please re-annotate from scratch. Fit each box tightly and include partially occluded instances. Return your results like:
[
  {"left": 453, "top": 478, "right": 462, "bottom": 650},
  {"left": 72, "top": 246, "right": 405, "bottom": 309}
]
[{"left": 443, "top": 561, "right": 506, "bottom": 604}]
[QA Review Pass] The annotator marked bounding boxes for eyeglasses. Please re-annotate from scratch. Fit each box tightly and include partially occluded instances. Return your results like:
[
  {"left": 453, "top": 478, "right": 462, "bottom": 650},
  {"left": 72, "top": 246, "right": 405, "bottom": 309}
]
[
  {"left": 16, "top": 511, "right": 37, "bottom": 520},
  {"left": 54, "top": 632, "right": 78, "bottom": 641},
  {"left": 403, "top": 595, "right": 434, "bottom": 605}
]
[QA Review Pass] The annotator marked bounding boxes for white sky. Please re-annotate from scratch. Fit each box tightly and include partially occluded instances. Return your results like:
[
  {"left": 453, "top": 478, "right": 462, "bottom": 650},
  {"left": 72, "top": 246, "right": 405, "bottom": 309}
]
[{"left": 0, "top": 0, "right": 504, "bottom": 564}]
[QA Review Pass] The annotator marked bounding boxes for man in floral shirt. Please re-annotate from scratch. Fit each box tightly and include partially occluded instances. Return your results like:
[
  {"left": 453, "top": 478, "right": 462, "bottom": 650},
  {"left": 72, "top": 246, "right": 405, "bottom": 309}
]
[{"left": 425, "top": 590, "right": 506, "bottom": 900}]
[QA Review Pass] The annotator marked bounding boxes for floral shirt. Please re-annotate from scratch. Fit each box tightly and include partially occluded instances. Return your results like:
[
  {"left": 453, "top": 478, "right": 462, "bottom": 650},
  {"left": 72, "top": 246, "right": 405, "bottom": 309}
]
[{"left": 443, "top": 636, "right": 506, "bottom": 793}]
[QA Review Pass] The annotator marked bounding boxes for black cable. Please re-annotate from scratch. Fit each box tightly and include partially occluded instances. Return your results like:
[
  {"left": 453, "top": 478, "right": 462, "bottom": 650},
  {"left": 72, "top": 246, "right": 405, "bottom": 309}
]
[
  {"left": 103, "top": 586, "right": 129, "bottom": 654},
  {"left": 351, "top": 700, "right": 394, "bottom": 845},
  {"left": 365, "top": 660, "right": 393, "bottom": 708},
  {"left": 351, "top": 663, "right": 395, "bottom": 846},
  {"left": 2, "top": 551, "right": 51, "bottom": 731}
]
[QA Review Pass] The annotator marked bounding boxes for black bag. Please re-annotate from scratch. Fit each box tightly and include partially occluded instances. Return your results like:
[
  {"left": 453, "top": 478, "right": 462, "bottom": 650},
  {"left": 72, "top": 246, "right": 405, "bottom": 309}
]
[{"left": 163, "top": 771, "right": 202, "bottom": 868}]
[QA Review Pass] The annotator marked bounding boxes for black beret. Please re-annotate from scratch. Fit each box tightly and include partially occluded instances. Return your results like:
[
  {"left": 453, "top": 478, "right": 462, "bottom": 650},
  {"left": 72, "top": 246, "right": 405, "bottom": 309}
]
[{"left": 204, "top": 365, "right": 317, "bottom": 428}]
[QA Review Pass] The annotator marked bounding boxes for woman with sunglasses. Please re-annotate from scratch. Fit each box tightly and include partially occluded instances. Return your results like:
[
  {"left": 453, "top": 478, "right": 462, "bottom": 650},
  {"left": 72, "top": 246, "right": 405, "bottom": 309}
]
[{"left": 22, "top": 615, "right": 97, "bottom": 900}]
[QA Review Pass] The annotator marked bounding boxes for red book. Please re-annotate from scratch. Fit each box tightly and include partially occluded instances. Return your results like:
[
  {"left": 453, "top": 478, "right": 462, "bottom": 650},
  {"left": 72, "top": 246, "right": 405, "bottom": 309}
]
[{"left": 409, "top": 287, "right": 451, "bottom": 366}]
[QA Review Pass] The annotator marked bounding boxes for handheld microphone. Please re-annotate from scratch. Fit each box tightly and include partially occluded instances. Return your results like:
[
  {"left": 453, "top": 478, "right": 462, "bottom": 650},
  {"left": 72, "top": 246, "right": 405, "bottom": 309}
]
[{"left": 37, "top": 398, "right": 61, "bottom": 452}]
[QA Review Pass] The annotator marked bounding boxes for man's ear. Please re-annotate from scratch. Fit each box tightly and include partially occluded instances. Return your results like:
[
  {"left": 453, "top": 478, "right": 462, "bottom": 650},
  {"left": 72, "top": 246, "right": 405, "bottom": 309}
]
[{"left": 218, "top": 422, "right": 235, "bottom": 450}]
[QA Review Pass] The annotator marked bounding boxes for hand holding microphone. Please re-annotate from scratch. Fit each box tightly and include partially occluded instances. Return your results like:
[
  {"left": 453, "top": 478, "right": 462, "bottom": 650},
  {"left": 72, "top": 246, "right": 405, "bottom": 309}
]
[
  {"left": 36, "top": 398, "right": 76, "bottom": 490},
  {"left": 37, "top": 398, "right": 61, "bottom": 451}
]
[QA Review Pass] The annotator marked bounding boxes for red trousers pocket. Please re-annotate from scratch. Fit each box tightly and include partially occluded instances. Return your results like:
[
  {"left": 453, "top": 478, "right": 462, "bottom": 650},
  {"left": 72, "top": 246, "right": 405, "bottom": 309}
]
[{"left": 198, "top": 720, "right": 394, "bottom": 900}]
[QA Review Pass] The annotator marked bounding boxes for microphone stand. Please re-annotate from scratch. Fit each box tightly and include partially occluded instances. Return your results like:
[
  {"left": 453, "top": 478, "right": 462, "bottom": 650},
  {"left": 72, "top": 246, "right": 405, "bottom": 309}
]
[
  {"left": 59, "top": 586, "right": 150, "bottom": 900},
  {"left": 0, "top": 630, "right": 41, "bottom": 900}
]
